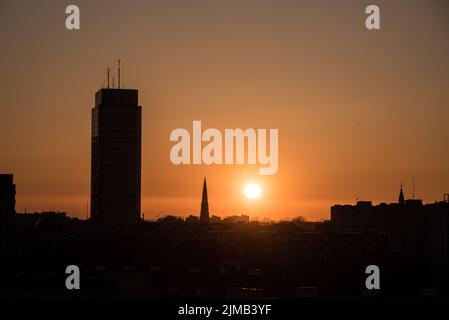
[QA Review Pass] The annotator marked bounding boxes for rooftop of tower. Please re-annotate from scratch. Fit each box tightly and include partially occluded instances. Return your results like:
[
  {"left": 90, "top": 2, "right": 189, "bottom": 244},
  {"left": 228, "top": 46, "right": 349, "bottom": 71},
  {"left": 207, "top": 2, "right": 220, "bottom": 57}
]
[{"left": 95, "top": 88, "right": 138, "bottom": 107}]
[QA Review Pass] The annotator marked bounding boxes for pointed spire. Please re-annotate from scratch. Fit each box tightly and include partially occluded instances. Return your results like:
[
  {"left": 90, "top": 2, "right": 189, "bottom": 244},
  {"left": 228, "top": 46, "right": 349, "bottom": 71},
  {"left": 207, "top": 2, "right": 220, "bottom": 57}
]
[
  {"left": 202, "top": 177, "right": 208, "bottom": 204},
  {"left": 399, "top": 183, "right": 405, "bottom": 205},
  {"left": 200, "top": 177, "right": 210, "bottom": 222}
]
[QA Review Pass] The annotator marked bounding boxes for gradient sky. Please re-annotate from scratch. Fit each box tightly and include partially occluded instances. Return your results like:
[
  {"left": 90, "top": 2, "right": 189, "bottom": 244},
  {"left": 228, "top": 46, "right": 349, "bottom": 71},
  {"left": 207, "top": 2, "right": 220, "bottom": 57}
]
[{"left": 1, "top": 0, "right": 449, "bottom": 221}]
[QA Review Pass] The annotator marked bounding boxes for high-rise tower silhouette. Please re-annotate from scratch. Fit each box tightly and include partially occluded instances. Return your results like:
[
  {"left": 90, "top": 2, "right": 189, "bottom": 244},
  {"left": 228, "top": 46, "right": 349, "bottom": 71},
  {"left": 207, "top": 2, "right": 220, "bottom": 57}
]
[
  {"left": 200, "top": 177, "right": 210, "bottom": 223},
  {"left": 90, "top": 88, "right": 142, "bottom": 225}
]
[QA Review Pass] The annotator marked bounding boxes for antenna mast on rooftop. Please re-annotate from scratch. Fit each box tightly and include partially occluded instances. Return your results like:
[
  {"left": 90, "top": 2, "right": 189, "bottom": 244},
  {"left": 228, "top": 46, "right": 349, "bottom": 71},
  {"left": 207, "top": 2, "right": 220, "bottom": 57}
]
[
  {"left": 412, "top": 176, "right": 415, "bottom": 199},
  {"left": 107, "top": 68, "right": 110, "bottom": 88}
]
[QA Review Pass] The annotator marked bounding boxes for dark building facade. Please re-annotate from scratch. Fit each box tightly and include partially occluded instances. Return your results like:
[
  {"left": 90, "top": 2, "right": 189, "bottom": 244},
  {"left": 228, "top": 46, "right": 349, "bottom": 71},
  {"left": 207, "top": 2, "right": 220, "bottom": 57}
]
[
  {"left": 0, "top": 174, "right": 15, "bottom": 251},
  {"left": 90, "top": 89, "right": 142, "bottom": 225}
]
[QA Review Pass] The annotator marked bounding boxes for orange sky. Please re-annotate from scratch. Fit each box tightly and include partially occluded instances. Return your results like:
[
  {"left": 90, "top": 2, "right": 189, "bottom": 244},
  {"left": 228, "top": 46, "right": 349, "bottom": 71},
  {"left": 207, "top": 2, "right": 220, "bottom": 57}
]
[{"left": 1, "top": 0, "right": 449, "bottom": 221}]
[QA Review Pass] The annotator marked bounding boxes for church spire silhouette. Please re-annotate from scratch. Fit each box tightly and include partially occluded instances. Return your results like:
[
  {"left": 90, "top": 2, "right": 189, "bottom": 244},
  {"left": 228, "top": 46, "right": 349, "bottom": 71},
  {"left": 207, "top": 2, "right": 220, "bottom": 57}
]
[
  {"left": 200, "top": 177, "right": 210, "bottom": 223},
  {"left": 398, "top": 183, "right": 405, "bottom": 205}
]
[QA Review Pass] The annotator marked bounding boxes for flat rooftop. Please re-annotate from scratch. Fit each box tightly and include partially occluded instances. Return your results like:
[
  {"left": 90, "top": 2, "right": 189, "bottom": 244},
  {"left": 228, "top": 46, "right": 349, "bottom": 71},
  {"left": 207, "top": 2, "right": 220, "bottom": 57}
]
[{"left": 95, "top": 88, "right": 138, "bottom": 106}]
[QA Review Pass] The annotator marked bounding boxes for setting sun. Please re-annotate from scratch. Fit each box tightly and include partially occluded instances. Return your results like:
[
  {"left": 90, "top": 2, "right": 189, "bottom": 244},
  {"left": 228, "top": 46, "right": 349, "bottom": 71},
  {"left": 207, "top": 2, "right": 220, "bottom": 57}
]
[{"left": 244, "top": 183, "right": 262, "bottom": 199}]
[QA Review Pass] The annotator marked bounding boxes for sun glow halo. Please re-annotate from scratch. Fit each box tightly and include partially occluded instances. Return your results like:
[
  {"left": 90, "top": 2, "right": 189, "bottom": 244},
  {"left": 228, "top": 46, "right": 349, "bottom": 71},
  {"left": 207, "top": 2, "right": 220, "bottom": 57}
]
[{"left": 244, "top": 183, "right": 262, "bottom": 199}]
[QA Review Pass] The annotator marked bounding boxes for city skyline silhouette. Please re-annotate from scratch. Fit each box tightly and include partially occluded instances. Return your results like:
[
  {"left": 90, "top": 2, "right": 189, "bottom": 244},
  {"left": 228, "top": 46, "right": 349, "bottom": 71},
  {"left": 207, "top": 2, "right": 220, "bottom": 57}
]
[
  {"left": 1, "top": 0, "right": 449, "bottom": 304},
  {"left": 1, "top": 77, "right": 446, "bottom": 222},
  {"left": 1, "top": 0, "right": 449, "bottom": 221},
  {"left": 1, "top": 82, "right": 447, "bottom": 223}
]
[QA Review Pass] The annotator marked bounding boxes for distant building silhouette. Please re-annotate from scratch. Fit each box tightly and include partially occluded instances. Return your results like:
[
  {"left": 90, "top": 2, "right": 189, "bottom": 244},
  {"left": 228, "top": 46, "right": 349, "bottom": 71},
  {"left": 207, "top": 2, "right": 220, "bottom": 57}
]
[
  {"left": 223, "top": 215, "right": 250, "bottom": 224},
  {"left": 90, "top": 89, "right": 142, "bottom": 225},
  {"left": 210, "top": 215, "right": 222, "bottom": 223},
  {"left": 0, "top": 174, "right": 15, "bottom": 252},
  {"left": 200, "top": 177, "right": 210, "bottom": 223},
  {"left": 185, "top": 215, "right": 199, "bottom": 223}
]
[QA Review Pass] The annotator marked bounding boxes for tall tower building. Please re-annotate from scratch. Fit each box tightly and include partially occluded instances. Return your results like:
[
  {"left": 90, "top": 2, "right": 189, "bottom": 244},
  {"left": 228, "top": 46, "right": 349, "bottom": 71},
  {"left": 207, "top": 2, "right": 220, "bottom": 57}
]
[
  {"left": 0, "top": 174, "right": 15, "bottom": 251},
  {"left": 200, "top": 177, "right": 210, "bottom": 223},
  {"left": 90, "top": 88, "right": 142, "bottom": 225}
]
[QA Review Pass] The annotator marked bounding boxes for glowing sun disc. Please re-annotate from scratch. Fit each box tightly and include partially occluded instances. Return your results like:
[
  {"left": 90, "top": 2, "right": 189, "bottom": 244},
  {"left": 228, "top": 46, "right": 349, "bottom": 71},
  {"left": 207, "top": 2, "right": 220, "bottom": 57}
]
[{"left": 244, "top": 183, "right": 262, "bottom": 199}]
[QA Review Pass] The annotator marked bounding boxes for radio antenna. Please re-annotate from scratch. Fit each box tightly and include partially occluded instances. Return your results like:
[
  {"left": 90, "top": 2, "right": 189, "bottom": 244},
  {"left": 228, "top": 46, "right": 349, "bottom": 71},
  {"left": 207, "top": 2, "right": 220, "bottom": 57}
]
[{"left": 107, "top": 68, "right": 110, "bottom": 88}]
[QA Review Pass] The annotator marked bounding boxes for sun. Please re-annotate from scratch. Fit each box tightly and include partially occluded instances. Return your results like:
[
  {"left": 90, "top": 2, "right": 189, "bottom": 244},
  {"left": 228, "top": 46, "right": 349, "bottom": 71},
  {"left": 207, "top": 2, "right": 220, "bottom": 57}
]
[{"left": 244, "top": 183, "right": 262, "bottom": 199}]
